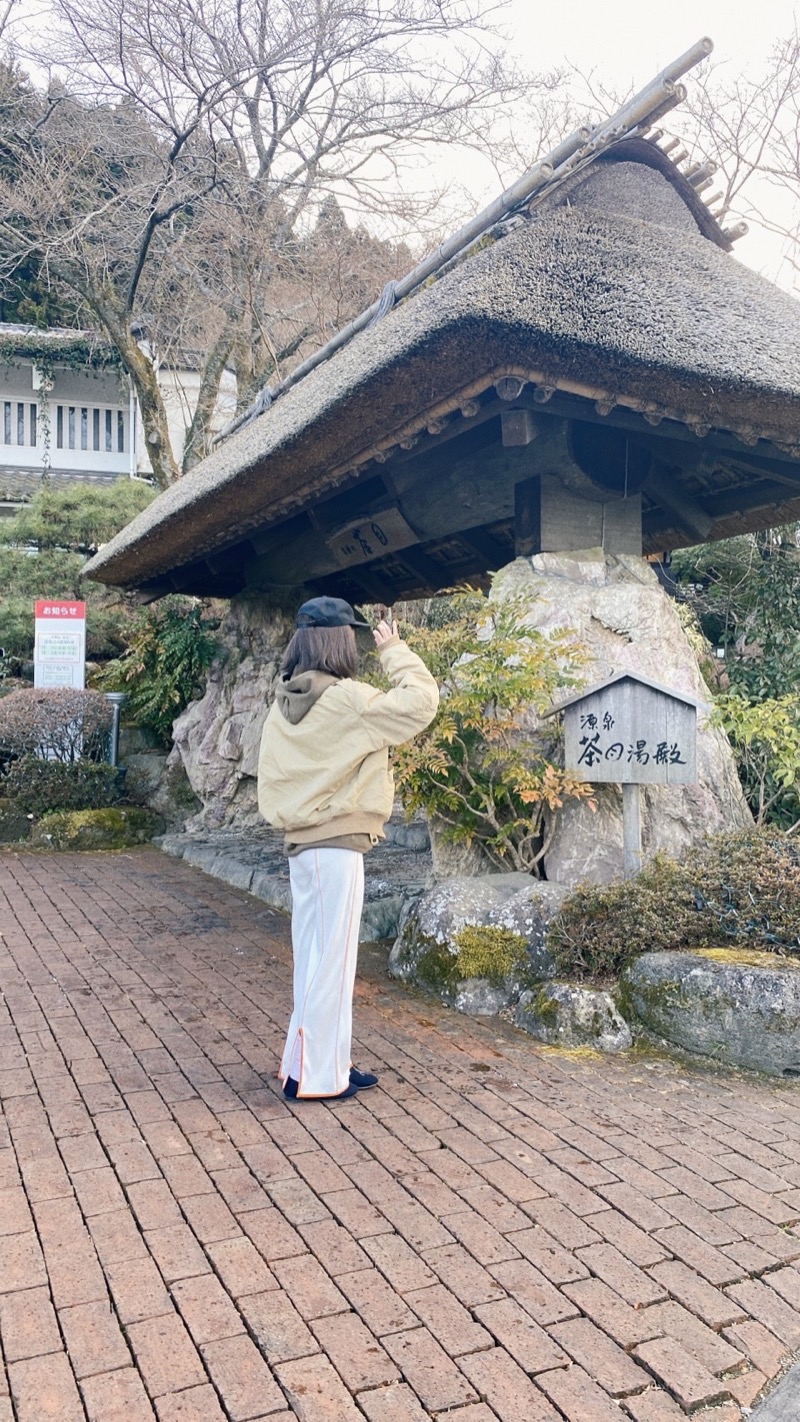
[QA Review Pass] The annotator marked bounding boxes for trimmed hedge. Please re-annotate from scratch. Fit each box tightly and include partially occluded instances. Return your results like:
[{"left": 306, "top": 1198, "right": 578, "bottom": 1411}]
[
  {"left": 3, "top": 756, "right": 121, "bottom": 817},
  {"left": 548, "top": 830, "right": 800, "bottom": 981},
  {"left": 0, "top": 797, "right": 31, "bottom": 842},
  {"left": 0, "top": 687, "right": 112, "bottom": 762}
]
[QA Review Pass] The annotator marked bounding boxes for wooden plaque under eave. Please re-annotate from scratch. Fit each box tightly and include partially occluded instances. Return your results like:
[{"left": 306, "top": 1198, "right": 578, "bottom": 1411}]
[{"left": 553, "top": 672, "right": 703, "bottom": 786}]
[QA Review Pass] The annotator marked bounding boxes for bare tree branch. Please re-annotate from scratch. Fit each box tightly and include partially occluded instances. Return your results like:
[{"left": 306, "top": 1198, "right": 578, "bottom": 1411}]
[{"left": 2, "top": 0, "right": 552, "bottom": 482}]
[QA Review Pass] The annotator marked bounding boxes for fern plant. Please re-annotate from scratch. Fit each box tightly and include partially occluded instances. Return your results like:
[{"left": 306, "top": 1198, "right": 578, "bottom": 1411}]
[{"left": 99, "top": 598, "right": 218, "bottom": 746}]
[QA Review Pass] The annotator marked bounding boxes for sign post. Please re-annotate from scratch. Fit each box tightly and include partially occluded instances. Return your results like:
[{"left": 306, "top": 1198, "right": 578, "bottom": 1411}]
[
  {"left": 33, "top": 601, "right": 87, "bottom": 690},
  {"left": 548, "top": 671, "right": 703, "bottom": 879}
]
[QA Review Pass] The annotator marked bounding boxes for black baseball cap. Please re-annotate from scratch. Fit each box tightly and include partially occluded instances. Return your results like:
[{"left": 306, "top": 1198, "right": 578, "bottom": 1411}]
[{"left": 295, "top": 596, "right": 370, "bottom": 629}]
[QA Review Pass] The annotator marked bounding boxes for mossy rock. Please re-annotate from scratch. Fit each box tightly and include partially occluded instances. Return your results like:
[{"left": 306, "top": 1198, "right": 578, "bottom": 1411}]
[
  {"left": 0, "top": 796, "right": 32, "bottom": 843},
  {"left": 516, "top": 983, "right": 632, "bottom": 1053},
  {"left": 401, "top": 924, "right": 530, "bottom": 993},
  {"left": 392, "top": 912, "right": 542, "bottom": 1015},
  {"left": 390, "top": 874, "right": 565, "bottom": 1015},
  {"left": 31, "top": 806, "right": 166, "bottom": 851},
  {"left": 621, "top": 950, "right": 800, "bottom": 1077}
]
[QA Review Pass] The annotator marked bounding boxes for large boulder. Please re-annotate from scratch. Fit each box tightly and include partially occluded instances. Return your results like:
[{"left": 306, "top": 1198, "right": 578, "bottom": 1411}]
[
  {"left": 390, "top": 874, "right": 567, "bottom": 1013},
  {"left": 489, "top": 550, "right": 752, "bottom": 886},
  {"left": 621, "top": 949, "right": 800, "bottom": 1078},
  {"left": 516, "top": 983, "right": 632, "bottom": 1053},
  {"left": 169, "top": 597, "right": 291, "bottom": 830},
  {"left": 429, "top": 825, "right": 488, "bottom": 879}
]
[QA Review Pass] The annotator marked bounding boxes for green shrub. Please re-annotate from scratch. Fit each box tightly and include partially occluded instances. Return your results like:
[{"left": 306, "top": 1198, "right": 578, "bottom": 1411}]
[
  {"left": 3, "top": 756, "right": 121, "bottom": 816},
  {"left": 0, "top": 797, "right": 31, "bottom": 842},
  {"left": 31, "top": 805, "right": 165, "bottom": 850},
  {"left": 0, "top": 687, "right": 113, "bottom": 762},
  {"left": 549, "top": 830, "right": 800, "bottom": 981},
  {"left": 99, "top": 597, "right": 218, "bottom": 747},
  {"left": 671, "top": 534, "right": 800, "bottom": 701},
  {"left": 0, "top": 481, "right": 156, "bottom": 665},
  {"left": 713, "top": 693, "right": 800, "bottom": 830},
  {"left": 2, "top": 480, "right": 156, "bottom": 556},
  {"left": 393, "top": 587, "right": 592, "bottom": 874}
]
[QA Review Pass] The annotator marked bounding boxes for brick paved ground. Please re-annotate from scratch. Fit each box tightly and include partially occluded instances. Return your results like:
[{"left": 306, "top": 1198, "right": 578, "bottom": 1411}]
[{"left": 1, "top": 851, "right": 799, "bottom": 1422}]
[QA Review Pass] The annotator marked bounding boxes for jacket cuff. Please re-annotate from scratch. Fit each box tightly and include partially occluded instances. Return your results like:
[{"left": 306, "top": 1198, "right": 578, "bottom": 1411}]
[{"left": 377, "top": 634, "right": 402, "bottom": 653}]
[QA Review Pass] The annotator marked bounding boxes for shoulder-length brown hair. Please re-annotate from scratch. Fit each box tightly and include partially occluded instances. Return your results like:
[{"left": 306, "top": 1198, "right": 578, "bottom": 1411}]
[{"left": 282, "top": 625, "right": 358, "bottom": 680}]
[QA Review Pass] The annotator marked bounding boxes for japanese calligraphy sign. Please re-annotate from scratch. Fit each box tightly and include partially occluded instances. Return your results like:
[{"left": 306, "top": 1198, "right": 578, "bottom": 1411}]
[
  {"left": 559, "top": 673, "right": 699, "bottom": 786},
  {"left": 34, "top": 600, "right": 86, "bottom": 690},
  {"left": 327, "top": 506, "right": 419, "bottom": 568}
]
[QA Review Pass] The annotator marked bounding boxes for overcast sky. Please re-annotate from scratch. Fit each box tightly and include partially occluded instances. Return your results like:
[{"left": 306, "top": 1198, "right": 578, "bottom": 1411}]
[
  {"left": 439, "top": 1, "right": 799, "bottom": 290},
  {"left": 504, "top": 0, "right": 792, "bottom": 85}
]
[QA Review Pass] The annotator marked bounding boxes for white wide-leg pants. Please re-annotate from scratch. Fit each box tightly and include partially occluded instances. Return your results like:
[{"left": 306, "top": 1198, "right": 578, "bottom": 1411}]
[{"left": 280, "top": 847, "right": 364, "bottom": 1097}]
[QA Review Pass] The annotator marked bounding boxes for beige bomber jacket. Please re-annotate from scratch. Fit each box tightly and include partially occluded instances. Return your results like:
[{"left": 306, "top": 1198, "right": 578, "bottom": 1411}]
[{"left": 256, "top": 638, "right": 439, "bottom": 847}]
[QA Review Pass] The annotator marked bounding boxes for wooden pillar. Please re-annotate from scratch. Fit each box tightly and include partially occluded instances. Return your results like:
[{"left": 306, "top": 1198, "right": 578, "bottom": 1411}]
[{"left": 514, "top": 476, "right": 541, "bottom": 557}]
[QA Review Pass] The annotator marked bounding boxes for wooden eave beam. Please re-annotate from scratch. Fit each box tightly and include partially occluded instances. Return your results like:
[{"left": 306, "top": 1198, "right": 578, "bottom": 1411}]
[
  {"left": 703, "top": 480, "right": 800, "bottom": 521},
  {"left": 510, "top": 389, "right": 800, "bottom": 475},
  {"left": 387, "top": 399, "right": 500, "bottom": 465},
  {"left": 644, "top": 470, "right": 713, "bottom": 541},
  {"left": 644, "top": 477, "right": 800, "bottom": 538},
  {"left": 458, "top": 525, "right": 511, "bottom": 567},
  {"left": 332, "top": 565, "right": 399, "bottom": 605},
  {"left": 397, "top": 545, "right": 451, "bottom": 592},
  {"left": 132, "top": 583, "right": 174, "bottom": 604}
]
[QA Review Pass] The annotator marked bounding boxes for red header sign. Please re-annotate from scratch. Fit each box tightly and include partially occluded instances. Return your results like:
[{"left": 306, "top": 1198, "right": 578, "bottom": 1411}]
[{"left": 35, "top": 601, "right": 86, "bottom": 619}]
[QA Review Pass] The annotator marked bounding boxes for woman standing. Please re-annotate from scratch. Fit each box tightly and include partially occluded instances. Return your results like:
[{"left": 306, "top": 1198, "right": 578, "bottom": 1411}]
[{"left": 257, "top": 596, "right": 439, "bottom": 1101}]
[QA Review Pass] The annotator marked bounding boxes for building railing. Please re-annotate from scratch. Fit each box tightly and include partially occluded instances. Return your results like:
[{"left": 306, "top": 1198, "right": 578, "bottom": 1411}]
[
  {"left": 54, "top": 403, "right": 127, "bottom": 454},
  {"left": 3, "top": 400, "right": 37, "bottom": 448},
  {"left": 1, "top": 399, "right": 130, "bottom": 472}
]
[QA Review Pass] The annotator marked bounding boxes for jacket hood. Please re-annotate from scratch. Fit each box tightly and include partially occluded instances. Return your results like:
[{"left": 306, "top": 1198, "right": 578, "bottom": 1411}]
[{"left": 276, "top": 670, "right": 340, "bottom": 724}]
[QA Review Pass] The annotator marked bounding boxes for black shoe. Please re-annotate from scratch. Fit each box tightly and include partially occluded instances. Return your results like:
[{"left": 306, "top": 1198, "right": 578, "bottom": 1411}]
[
  {"left": 349, "top": 1068, "right": 379, "bottom": 1090},
  {"left": 283, "top": 1077, "right": 358, "bottom": 1101}
]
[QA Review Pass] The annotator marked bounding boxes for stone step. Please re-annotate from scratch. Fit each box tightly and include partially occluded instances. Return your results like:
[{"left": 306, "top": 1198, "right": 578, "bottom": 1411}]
[{"left": 156, "top": 829, "right": 431, "bottom": 942}]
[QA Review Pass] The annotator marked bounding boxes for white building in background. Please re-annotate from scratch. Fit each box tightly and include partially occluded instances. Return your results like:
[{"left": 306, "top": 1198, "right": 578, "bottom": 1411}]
[{"left": 0, "top": 325, "right": 237, "bottom": 516}]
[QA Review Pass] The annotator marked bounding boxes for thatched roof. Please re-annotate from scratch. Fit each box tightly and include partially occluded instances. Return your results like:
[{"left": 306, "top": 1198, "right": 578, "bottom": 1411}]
[{"left": 84, "top": 140, "right": 800, "bottom": 599}]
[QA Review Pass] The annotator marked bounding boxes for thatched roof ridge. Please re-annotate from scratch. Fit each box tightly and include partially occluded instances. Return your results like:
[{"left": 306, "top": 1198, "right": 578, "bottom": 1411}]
[{"left": 84, "top": 185, "right": 800, "bottom": 590}]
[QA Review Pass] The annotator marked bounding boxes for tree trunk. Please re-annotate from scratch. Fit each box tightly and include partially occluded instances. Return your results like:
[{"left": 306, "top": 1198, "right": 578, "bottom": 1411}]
[
  {"left": 91, "top": 294, "right": 180, "bottom": 488},
  {"left": 121, "top": 338, "right": 180, "bottom": 488},
  {"left": 182, "top": 321, "right": 237, "bottom": 474}
]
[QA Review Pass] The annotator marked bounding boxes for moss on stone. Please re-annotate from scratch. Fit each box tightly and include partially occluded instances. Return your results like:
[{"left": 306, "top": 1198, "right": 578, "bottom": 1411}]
[
  {"left": 617, "top": 971, "right": 685, "bottom": 1024},
  {"left": 695, "top": 947, "right": 800, "bottom": 971},
  {"left": 403, "top": 923, "right": 530, "bottom": 1000},
  {"left": 452, "top": 925, "right": 528, "bottom": 984},
  {"left": 31, "top": 806, "right": 165, "bottom": 850},
  {"left": 536, "top": 1044, "right": 604, "bottom": 1062},
  {"left": 161, "top": 762, "right": 202, "bottom": 813},
  {"left": 412, "top": 938, "right": 460, "bottom": 994},
  {"left": 530, "top": 987, "right": 560, "bottom": 1026},
  {"left": 588, "top": 1010, "right": 607, "bottom": 1039}
]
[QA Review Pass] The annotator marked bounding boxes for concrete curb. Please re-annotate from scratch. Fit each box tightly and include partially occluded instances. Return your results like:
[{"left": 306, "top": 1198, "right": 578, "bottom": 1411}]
[{"left": 748, "top": 1360, "right": 800, "bottom": 1420}]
